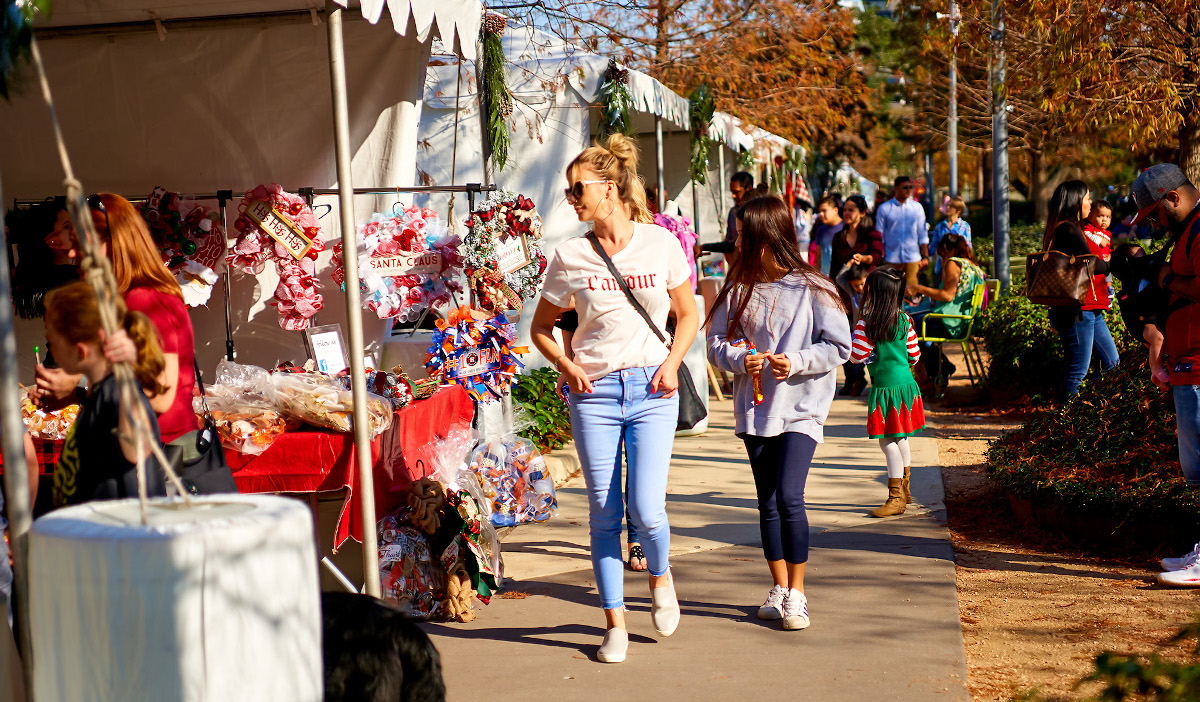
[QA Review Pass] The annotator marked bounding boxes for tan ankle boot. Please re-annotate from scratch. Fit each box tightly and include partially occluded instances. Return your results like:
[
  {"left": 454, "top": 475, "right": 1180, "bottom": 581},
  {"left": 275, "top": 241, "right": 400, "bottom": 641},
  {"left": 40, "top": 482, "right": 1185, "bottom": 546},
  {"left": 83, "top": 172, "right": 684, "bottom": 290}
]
[
  {"left": 902, "top": 466, "right": 912, "bottom": 504},
  {"left": 870, "top": 478, "right": 907, "bottom": 518}
]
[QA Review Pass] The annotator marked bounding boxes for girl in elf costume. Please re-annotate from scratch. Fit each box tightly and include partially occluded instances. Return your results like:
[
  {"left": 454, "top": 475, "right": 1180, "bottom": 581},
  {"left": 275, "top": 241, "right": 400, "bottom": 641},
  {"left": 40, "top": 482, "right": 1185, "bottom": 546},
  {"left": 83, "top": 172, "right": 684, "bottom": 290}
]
[{"left": 849, "top": 267, "right": 925, "bottom": 517}]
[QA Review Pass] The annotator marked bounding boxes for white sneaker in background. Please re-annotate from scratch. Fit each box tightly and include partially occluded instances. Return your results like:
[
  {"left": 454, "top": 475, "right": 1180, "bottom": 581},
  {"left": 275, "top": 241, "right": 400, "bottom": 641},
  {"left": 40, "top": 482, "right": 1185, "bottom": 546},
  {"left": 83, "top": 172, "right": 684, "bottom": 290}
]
[
  {"left": 1157, "top": 563, "right": 1200, "bottom": 588},
  {"left": 1161, "top": 542, "right": 1200, "bottom": 572},
  {"left": 781, "top": 589, "right": 810, "bottom": 631},
  {"left": 757, "top": 585, "right": 786, "bottom": 621}
]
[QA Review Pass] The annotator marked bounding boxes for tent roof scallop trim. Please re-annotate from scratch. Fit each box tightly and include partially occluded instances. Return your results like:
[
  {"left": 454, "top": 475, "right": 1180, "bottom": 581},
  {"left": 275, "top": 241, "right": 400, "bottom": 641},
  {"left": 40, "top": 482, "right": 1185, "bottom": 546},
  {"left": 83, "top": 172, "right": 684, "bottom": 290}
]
[{"left": 37, "top": 0, "right": 483, "bottom": 60}]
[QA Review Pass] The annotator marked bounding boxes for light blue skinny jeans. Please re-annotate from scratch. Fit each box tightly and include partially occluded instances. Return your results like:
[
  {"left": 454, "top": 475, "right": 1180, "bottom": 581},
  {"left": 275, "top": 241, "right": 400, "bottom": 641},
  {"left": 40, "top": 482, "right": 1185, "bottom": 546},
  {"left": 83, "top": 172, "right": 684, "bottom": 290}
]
[{"left": 570, "top": 366, "right": 678, "bottom": 610}]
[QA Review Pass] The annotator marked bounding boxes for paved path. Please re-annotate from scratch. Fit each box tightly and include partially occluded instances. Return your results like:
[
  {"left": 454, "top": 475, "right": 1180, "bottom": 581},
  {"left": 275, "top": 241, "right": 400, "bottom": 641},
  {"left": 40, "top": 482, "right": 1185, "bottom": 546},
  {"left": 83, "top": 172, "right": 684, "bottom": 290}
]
[{"left": 423, "top": 394, "right": 969, "bottom": 701}]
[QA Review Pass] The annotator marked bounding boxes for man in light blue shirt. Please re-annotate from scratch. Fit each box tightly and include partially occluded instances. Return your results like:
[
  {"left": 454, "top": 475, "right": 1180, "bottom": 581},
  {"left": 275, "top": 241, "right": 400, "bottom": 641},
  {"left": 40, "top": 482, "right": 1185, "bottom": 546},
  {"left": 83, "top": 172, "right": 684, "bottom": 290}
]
[{"left": 875, "top": 176, "right": 929, "bottom": 286}]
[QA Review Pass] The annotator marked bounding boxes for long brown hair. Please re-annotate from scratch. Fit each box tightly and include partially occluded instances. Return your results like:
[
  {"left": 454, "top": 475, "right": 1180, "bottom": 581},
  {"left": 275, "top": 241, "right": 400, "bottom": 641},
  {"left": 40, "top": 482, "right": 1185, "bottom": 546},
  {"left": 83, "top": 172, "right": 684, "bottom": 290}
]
[
  {"left": 1041, "top": 180, "right": 1091, "bottom": 250},
  {"left": 567, "top": 133, "right": 653, "bottom": 224},
  {"left": 91, "top": 193, "right": 184, "bottom": 300},
  {"left": 705, "top": 196, "right": 847, "bottom": 338},
  {"left": 45, "top": 281, "right": 167, "bottom": 395}
]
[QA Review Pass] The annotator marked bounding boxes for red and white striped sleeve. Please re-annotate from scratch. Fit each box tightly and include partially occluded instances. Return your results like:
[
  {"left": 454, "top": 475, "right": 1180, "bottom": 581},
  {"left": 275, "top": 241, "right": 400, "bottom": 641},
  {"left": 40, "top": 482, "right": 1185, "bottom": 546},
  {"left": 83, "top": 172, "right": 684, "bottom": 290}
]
[
  {"left": 850, "top": 318, "right": 874, "bottom": 363},
  {"left": 906, "top": 319, "right": 920, "bottom": 365}
]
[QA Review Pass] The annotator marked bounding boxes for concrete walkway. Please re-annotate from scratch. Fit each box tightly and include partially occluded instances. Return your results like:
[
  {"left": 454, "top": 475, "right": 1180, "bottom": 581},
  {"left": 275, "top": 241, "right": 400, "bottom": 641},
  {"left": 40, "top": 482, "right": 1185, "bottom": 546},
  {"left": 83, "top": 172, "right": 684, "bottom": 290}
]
[{"left": 423, "top": 394, "right": 969, "bottom": 701}]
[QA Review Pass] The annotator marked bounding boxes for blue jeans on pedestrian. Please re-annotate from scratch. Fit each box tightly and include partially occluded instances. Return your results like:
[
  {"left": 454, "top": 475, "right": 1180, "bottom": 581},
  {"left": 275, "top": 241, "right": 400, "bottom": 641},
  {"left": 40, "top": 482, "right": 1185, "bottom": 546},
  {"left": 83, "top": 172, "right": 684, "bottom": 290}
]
[
  {"left": 570, "top": 366, "right": 678, "bottom": 610},
  {"left": 1174, "top": 385, "right": 1200, "bottom": 486},
  {"left": 1048, "top": 308, "right": 1120, "bottom": 400},
  {"left": 743, "top": 432, "right": 817, "bottom": 564}
]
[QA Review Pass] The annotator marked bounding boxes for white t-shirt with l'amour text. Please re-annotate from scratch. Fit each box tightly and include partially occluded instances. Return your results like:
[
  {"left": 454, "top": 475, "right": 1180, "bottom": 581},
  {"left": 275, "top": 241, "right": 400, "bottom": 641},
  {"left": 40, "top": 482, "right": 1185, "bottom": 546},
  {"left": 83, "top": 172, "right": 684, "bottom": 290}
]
[{"left": 541, "top": 223, "right": 693, "bottom": 380}]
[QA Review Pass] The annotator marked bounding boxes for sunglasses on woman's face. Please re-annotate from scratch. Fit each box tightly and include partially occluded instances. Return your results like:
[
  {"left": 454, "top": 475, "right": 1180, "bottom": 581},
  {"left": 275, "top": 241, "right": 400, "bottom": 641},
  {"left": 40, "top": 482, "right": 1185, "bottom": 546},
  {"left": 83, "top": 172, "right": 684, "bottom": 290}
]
[
  {"left": 564, "top": 179, "right": 608, "bottom": 201},
  {"left": 86, "top": 194, "right": 111, "bottom": 236}
]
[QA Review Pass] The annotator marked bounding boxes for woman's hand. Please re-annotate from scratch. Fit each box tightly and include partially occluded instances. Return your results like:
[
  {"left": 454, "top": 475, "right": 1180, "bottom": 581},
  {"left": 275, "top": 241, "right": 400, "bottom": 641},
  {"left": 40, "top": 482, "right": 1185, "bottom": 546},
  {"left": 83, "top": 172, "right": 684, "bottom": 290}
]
[
  {"left": 744, "top": 351, "right": 768, "bottom": 375},
  {"left": 906, "top": 283, "right": 921, "bottom": 297},
  {"left": 32, "top": 365, "right": 81, "bottom": 404},
  {"left": 851, "top": 253, "right": 873, "bottom": 266},
  {"left": 650, "top": 361, "right": 680, "bottom": 398},
  {"left": 559, "top": 359, "right": 593, "bottom": 395},
  {"left": 767, "top": 353, "right": 791, "bottom": 380},
  {"left": 101, "top": 329, "right": 137, "bottom": 365}
]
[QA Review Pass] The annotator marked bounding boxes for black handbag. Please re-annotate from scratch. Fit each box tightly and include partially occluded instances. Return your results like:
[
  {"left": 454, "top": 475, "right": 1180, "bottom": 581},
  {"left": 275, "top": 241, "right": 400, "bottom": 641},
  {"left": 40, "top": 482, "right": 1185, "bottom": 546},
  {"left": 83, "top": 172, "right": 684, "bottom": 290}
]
[
  {"left": 162, "top": 359, "right": 238, "bottom": 495},
  {"left": 585, "top": 233, "right": 707, "bottom": 431}
]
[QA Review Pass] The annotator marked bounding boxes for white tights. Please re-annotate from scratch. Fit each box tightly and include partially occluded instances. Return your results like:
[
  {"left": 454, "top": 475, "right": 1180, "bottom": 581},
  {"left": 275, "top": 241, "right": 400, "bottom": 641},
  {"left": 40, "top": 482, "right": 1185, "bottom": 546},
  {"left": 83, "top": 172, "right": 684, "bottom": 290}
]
[{"left": 878, "top": 438, "right": 910, "bottom": 479}]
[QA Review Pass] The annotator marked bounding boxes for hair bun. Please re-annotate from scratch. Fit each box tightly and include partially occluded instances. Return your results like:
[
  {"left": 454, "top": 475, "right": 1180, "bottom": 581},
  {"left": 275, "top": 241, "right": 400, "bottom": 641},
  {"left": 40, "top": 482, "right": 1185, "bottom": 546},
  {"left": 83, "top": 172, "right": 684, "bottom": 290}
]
[{"left": 604, "top": 133, "right": 640, "bottom": 172}]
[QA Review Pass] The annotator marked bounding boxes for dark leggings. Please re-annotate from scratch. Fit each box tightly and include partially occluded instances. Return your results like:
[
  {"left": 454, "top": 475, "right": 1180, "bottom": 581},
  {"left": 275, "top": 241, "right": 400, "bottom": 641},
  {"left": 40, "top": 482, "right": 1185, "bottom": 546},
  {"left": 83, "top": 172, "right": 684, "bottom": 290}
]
[{"left": 743, "top": 432, "right": 817, "bottom": 564}]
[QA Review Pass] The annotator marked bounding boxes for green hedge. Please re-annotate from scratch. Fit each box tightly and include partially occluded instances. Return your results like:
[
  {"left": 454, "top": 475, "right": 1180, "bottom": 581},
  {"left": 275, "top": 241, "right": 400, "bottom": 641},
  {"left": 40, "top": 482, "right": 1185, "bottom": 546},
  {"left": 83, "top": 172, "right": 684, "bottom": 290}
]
[
  {"left": 511, "top": 367, "right": 572, "bottom": 453},
  {"left": 986, "top": 346, "right": 1199, "bottom": 535},
  {"left": 977, "top": 276, "right": 1137, "bottom": 404}
]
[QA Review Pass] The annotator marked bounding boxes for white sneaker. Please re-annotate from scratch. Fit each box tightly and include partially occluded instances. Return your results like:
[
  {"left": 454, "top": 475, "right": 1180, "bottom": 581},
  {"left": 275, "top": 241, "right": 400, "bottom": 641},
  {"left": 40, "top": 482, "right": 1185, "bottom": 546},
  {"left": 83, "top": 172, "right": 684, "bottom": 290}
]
[
  {"left": 650, "top": 573, "right": 680, "bottom": 637},
  {"left": 1161, "top": 542, "right": 1200, "bottom": 571},
  {"left": 1158, "top": 563, "right": 1200, "bottom": 588},
  {"left": 781, "top": 589, "right": 810, "bottom": 631},
  {"left": 597, "top": 627, "right": 628, "bottom": 663},
  {"left": 757, "top": 585, "right": 786, "bottom": 620}
]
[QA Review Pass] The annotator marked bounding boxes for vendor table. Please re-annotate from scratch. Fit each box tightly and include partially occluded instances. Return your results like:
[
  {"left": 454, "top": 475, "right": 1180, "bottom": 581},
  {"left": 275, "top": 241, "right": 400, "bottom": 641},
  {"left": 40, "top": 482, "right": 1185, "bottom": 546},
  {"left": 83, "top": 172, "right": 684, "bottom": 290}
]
[
  {"left": 227, "top": 385, "right": 474, "bottom": 548},
  {"left": 0, "top": 436, "right": 64, "bottom": 475}
]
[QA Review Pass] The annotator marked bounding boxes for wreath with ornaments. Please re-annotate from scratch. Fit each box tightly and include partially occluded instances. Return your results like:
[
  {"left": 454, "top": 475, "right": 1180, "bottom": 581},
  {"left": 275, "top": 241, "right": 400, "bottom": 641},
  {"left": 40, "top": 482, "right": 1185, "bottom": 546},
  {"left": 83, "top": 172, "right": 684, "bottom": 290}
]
[
  {"left": 462, "top": 192, "right": 546, "bottom": 313},
  {"left": 330, "top": 204, "right": 464, "bottom": 321},
  {"left": 227, "top": 184, "right": 326, "bottom": 331},
  {"left": 139, "top": 187, "right": 228, "bottom": 307}
]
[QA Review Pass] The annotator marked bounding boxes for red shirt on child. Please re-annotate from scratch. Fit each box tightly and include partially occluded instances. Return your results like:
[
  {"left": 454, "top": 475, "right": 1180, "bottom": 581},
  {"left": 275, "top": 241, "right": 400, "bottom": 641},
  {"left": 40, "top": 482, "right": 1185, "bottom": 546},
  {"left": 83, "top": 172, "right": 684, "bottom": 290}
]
[{"left": 125, "top": 286, "right": 196, "bottom": 443}]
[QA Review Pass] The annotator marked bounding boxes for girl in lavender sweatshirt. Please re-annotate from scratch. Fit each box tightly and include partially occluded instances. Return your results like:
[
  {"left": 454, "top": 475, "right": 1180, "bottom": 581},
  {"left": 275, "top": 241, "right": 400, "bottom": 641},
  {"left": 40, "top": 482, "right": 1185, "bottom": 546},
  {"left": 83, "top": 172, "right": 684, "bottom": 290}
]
[{"left": 707, "top": 196, "right": 852, "bottom": 631}]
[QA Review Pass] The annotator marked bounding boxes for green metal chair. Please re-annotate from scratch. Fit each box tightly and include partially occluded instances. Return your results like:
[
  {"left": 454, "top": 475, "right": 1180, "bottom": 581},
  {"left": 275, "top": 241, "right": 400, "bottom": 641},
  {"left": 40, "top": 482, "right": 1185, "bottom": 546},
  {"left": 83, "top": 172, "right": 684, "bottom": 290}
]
[{"left": 917, "top": 283, "right": 989, "bottom": 397}]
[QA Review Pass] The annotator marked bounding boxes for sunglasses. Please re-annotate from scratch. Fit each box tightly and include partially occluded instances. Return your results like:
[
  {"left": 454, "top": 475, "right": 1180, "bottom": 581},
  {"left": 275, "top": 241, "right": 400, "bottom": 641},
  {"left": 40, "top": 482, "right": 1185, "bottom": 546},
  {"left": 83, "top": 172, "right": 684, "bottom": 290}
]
[
  {"left": 564, "top": 179, "right": 608, "bottom": 201},
  {"left": 86, "top": 193, "right": 111, "bottom": 236}
]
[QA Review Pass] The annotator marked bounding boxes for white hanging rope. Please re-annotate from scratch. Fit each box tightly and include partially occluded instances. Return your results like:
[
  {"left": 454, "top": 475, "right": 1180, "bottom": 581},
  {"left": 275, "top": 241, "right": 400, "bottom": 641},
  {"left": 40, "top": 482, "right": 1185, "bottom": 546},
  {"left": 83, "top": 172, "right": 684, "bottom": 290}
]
[{"left": 30, "top": 39, "right": 193, "bottom": 521}]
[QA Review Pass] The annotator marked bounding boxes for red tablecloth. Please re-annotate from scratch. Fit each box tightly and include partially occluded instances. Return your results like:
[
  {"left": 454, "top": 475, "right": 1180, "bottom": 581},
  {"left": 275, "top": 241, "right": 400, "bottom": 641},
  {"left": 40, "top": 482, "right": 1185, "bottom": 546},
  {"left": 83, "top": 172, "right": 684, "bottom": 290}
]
[
  {"left": 0, "top": 436, "right": 64, "bottom": 475},
  {"left": 227, "top": 385, "right": 474, "bottom": 548}
]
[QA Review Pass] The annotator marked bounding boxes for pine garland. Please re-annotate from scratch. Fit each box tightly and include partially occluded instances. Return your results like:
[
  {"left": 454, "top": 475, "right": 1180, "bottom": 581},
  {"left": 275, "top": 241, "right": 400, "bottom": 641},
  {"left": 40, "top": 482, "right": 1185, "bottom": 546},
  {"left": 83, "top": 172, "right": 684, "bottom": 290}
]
[
  {"left": 480, "top": 14, "right": 512, "bottom": 171},
  {"left": 688, "top": 85, "right": 715, "bottom": 184},
  {"left": 737, "top": 146, "right": 755, "bottom": 171},
  {"left": 597, "top": 59, "right": 633, "bottom": 139}
]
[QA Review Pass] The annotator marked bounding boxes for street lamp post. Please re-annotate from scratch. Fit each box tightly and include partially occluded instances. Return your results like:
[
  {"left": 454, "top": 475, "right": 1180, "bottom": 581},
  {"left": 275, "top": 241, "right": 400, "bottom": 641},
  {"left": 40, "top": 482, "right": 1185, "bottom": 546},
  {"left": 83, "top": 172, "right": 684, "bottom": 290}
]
[
  {"left": 991, "top": 0, "right": 1010, "bottom": 290},
  {"left": 949, "top": 0, "right": 959, "bottom": 197}
]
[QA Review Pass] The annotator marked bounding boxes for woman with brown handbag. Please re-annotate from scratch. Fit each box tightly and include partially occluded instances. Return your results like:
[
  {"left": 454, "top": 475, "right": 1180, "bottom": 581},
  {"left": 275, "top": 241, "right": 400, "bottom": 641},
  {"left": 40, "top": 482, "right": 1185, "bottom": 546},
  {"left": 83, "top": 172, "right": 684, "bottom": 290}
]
[{"left": 1042, "top": 180, "right": 1119, "bottom": 400}]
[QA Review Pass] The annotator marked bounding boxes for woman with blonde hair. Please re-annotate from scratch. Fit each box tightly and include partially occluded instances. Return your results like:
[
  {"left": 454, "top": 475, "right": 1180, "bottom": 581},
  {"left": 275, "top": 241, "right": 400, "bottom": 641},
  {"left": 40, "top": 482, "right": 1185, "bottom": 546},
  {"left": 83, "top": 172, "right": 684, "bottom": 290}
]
[
  {"left": 35, "top": 194, "right": 197, "bottom": 444},
  {"left": 531, "top": 133, "right": 699, "bottom": 663}
]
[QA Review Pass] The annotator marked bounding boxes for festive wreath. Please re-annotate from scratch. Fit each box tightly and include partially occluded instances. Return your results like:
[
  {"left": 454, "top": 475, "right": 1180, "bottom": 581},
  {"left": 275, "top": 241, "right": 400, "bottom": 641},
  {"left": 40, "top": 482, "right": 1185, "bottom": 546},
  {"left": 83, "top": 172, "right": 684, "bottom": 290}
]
[
  {"left": 140, "top": 187, "right": 228, "bottom": 307},
  {"left": 227, "top": 184, "right": 326, "bottom": 331},
  {"left": 330, "top": 205, "right": 464, "bottom": 321},
  {"left": 462, "top": 192, "right": 546, "bottom": 313},
  {"left": 425, "top": 307, "right": 527, "bottom": 403}
]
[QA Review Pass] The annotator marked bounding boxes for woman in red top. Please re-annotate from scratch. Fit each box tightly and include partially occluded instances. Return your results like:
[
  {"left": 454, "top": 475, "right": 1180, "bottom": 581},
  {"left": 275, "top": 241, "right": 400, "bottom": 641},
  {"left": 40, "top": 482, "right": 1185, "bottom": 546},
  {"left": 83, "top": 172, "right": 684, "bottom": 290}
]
[
  {"left": 34, "top": 194, "right": 196, "bottom": 443},
  {"left": 1042, "top": 180, "right": 1119, "bottom": 401}
]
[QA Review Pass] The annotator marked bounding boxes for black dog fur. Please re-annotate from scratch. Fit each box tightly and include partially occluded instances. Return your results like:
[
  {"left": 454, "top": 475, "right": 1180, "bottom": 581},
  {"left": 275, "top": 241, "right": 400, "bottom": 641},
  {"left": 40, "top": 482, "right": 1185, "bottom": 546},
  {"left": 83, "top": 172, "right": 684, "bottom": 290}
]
[{"left": 321, "top": 591, "right": 446, "bottom": 702}]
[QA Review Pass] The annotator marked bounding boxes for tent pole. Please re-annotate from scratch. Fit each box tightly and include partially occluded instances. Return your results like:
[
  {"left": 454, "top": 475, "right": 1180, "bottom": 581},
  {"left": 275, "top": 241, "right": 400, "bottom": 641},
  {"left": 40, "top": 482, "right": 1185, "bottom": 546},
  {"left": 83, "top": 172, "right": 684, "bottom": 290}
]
[
  {"left": 0, "top": 170, "right": 34, "bottom": 699},
  {"left": 325, "top": 0, "right": 381, "bottom": 598},
  {"left": 217, "top": 190, "right": 235, "bottom": 361},
  {"left": 654, "top": 116, "right": 666, "bottom": 212},
  {"left": 717, "top": 147, "right": 727, "bottom": 236}
]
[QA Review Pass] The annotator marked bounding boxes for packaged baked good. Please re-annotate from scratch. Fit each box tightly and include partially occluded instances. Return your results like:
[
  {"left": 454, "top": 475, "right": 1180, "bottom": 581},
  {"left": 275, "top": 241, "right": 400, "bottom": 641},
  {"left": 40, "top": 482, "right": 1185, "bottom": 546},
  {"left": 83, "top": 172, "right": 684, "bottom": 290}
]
[{"left": 272, "top": 372, "right": 392, "bottom": 436}]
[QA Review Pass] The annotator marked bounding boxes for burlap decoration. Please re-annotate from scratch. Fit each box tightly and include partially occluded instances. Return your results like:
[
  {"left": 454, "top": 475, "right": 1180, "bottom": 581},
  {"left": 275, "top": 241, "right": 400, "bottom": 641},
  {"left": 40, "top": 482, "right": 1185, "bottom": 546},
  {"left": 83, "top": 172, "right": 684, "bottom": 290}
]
[
  {"left": 443, "top": 556, "right": 477, "bottom": 623},
  {"left": 407, "top": 478, "right": 445, "bottom": 535}
]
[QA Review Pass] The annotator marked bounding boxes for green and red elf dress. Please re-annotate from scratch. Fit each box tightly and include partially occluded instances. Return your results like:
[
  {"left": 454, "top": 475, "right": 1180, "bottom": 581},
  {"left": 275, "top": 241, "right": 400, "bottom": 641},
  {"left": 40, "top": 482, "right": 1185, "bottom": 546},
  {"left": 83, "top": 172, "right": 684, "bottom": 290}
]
[{"left": 850, "top": 312, "right": 925, "bottom": 438}]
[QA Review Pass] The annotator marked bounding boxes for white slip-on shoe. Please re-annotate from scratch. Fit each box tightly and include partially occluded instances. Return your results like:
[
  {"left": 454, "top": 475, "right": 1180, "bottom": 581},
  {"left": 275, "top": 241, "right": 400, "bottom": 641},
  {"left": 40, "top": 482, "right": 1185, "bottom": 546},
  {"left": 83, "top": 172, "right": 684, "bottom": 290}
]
[
  {"left": 781, "top": 589, "right": 810, "bottom": 631},
  {"left": 597, "top": 627, "right": 628, "bottom": 663},
  {"left": 650, "top": 572, "right": 680, "bottom": 637},
  {"left": 757, "top": 585, "right": 786, "bottom": 620},
  {"left": 1158, "top": 563, "right": 1200, "bottom": 588},
  {"left": 1161, "top": 542, "right": 1200, "bottom": 572}
]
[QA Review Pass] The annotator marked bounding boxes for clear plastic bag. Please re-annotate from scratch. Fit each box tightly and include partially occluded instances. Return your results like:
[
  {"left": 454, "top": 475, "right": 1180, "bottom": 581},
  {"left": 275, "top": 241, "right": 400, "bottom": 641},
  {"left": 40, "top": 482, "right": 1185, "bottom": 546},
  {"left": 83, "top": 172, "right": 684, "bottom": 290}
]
[
  {"left": 431, "top": 428, "right": 503, "bottom": 578},
  {"left": 466, "top": 435, "right": 557, "bottom": 528},
  {"left": 272, "top": 372, "right": 392, "bottom": 436},
  {"left": 378, "top": 512, "right": 445, "bottom": 619},
  {"left": 195, "top": 361, "right": 295, "bottom": 455}
]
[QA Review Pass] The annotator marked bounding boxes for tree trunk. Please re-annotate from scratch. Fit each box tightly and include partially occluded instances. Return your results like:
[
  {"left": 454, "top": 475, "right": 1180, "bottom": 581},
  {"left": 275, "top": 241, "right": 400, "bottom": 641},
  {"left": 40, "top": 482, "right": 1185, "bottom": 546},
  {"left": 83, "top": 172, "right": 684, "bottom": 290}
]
[
  {"left": 1181, "top": 105, "right": 1200, "bottom": 186},
  {"left": 981, "top": 149, "right": 991, "bottom": 198},
  {"left": 1031, "top": 147, "right": 1048, "bottom": 224},
  {"left": 976, "top": 149, "right": 986, "bottom": 201}
]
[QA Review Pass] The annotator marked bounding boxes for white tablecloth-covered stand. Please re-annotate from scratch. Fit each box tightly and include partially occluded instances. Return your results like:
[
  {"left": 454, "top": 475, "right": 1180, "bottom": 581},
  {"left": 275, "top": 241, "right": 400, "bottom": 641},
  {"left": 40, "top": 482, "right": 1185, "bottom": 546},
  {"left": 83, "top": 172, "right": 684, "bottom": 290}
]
[{"left": 29, "top": 494, "right": 322, "bottom": 702}]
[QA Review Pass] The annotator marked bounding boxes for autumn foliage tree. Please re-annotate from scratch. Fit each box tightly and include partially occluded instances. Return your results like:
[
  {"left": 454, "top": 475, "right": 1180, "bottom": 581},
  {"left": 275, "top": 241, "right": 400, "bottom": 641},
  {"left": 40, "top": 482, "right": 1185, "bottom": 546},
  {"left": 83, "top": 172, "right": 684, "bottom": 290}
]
[{"left": 522, "top": 0, "right": 872, "bottom": 155}]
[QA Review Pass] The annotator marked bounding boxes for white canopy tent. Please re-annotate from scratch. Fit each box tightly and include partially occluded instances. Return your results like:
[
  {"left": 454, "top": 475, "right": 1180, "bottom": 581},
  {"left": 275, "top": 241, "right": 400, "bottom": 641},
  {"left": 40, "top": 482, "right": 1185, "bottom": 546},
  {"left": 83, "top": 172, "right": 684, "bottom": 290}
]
[
  {"left": 0, "top": 0, "right": 483, "bottom": 648},
  {"left": 413, "top": 22, "right": 738, "bottom": 356}
]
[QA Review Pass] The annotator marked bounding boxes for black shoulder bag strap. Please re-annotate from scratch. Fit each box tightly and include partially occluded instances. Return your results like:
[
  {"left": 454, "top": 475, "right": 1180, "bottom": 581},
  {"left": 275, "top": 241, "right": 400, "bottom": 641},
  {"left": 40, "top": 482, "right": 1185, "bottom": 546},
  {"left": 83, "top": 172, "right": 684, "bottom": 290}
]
[{"left": 585, "top": 232, "right": 669, "bottom": 347}]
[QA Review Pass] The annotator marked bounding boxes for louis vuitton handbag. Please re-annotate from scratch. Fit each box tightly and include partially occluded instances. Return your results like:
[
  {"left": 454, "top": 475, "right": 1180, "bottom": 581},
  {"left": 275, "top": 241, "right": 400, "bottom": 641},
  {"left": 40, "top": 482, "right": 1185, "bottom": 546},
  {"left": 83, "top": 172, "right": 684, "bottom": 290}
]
[{"left": 1025, "top": 250, "right": 1098, "bottom": 307}]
